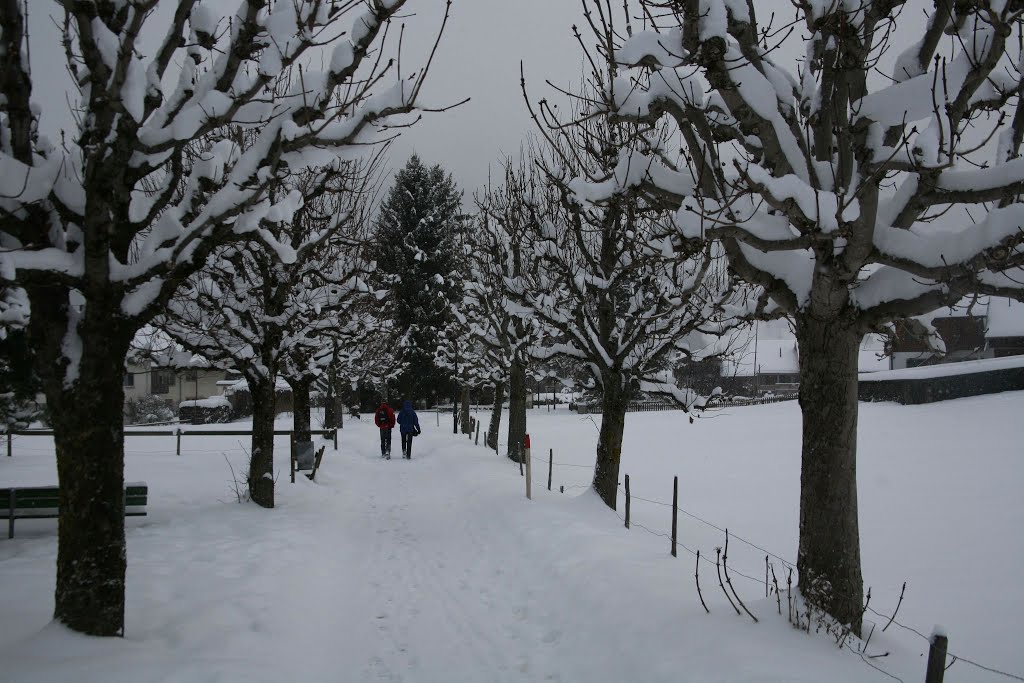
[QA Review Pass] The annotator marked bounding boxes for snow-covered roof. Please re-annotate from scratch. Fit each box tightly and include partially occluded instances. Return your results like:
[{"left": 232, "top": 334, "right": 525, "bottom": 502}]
[
  {"left": 986, "top": 298, "right": 1024, "bottom": 338},
  {"left": 860, "top": 354, "right": 1024, "bottom": 381}
]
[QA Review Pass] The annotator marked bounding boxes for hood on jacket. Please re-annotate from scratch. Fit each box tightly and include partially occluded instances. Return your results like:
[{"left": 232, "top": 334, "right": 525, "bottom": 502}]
[{"left": 402, "top": 400, "right": 413, "bottom": 411}]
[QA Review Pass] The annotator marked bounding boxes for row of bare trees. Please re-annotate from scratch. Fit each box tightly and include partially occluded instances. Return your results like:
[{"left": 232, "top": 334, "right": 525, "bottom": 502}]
[
  {"left": 0, "top": 0, "right": 453, "bottom": 637},
  {"left": 450, "top": 0, "right": 1024, "bottom": 637}
]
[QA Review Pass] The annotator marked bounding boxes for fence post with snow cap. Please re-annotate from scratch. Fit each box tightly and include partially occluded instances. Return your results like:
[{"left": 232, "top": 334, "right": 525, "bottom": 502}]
[
  {"left": 524, "top": 434, "right": 532, "bottom": 500},
  {"left": 925, "top": 630, "right": 948, "bottom": 683}
]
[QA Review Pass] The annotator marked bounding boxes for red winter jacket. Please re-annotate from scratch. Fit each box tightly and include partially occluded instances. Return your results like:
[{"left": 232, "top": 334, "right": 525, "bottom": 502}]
[{"left": 374, "top": 403, "right": 396, "bottom": 429}]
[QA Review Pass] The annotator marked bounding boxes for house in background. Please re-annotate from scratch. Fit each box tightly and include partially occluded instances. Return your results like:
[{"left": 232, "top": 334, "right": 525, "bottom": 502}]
[
  {"left": 711, "top": 319, "right": 888, "bottom": 396},
  {"left": 123, "top": 357, "right": 228, "bottom": 408},
  {"left": 889, "top": 297, "right": 1024, "bottom": 369},
  {"left": 124, "top": 326, "right": 228, "bottom": 418}
]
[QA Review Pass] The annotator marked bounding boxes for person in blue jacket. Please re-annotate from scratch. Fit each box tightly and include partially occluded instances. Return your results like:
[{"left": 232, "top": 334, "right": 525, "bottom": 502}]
[{"left": 396, "top": 399, "right": 421, "bottom": 459}]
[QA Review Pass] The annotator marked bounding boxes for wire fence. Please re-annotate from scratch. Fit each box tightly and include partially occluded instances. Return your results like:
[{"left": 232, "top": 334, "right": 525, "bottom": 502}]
[{"left": 458, "top": 430, "right": 1024, "bottom": 683}]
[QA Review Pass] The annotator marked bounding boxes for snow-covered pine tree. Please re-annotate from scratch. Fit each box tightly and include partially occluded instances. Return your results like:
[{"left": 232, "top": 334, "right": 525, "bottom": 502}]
[
  {"left": 373, "top": 155, "right": 464, "bottom": 406},
  {"left": 517, "top": 40, "right": 740, "bottom": 509},
  {"left": 608, "top": 0, "right": 1024, "bottom": 633},
  {"left": 0, "top": 0, "right": 450, "bottom": 636}
]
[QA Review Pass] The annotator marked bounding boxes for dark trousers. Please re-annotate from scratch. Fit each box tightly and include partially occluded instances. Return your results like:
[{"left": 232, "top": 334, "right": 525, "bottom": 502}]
[
  {"left": 401, "top": 432, "right": 414, "bottom": 459},
  {"left": 379, "top": 428, "right": 392, "bottom": 456}
]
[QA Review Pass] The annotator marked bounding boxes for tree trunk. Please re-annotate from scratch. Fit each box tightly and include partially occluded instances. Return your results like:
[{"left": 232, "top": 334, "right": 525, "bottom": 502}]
[
  {"left": 593, "top": 371, "right": 628, "bottom": 509},
  {"left": 795, "top": 316, "right": 863, "bottom": 635},
  {"left": 248, "top": 376, "right": 276, "bottom": 508},
  {"left": 507, "top": 361, "right": 527, "bottom": 463},
  {"left": 460, "top": 385, "right": 471, "bottom": 434},
  {"left": 323, "top": 375, "right": 336, "bottom": 429},
  {"left": 487, "top": 381, "right": 505, "bottom": 451},
  {"left": 288, "top": 376, "right": 312, "bottom": 444},
  {"left": 43, "top": 332, "right": 131, "bottom": 636},
  {"left": 452, "top": 388, "right": 459, "bottom": 434}
]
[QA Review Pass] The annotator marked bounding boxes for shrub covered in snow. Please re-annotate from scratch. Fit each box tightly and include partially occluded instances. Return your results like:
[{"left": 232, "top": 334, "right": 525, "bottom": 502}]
[
  {"left": 124, "top": 395, "right": 175, "bottom": 426},
  {"left": 178, "top": 397, "right": 232, "bottom": 425}
]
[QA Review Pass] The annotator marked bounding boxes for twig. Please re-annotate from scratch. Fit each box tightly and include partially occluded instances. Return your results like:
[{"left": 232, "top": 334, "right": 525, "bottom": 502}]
[
  {"left": 770, "top": 563, "right": 781, "bottom": 615},
  {"left": 724, "top": 530, "right": 758, "bottom": 623},
  {"left": 787, "top": 567, "right": 793, "bottom": 624},
  {"left": 716, "top": 547, "right": 741, "bottom": 616},
  {"left": 882, "top": 582, "right": 906, "bottom": 632},
  {"left": 695, "top": 550, "right": 710, "bottom": 614}
]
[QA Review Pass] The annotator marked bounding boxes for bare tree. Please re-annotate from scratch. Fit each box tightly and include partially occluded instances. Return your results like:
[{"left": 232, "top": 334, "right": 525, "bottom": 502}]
[
  {"left": 608, "top": 0, "right": 1024, "bottom": 631},
  {"left": 519, "top": 42, "right": 740, "bottom": 508},
  {"left": 473, "top": 161, "right": 551, "bottom": 459},
  {"left": 160, "top": 160, "right": 379, "bottom": 506},
  {"left": 0, "top": 0, "right": 453, "bottom": 636}
]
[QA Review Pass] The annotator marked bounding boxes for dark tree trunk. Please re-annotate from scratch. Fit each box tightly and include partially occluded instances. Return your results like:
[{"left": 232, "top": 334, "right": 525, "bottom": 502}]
[
  {"left": 323, "top": 376, "right": 337, "bottom": 429},
  {"left": 795, "top": 316, "right": 863, "bottom": 635},
  {"left": 452, "top": 388, "right": 459, "bottom": 434},
  {"left": 460, "top": 385, "right": 471, "bottom": 434},
  {"left": 487, "top": 381, "right": 505, "bottom": 451},
  {"left": 248, "top": 376, "right": 276, "bottom": 508},
  {"left": 593, "top": 371, "right": 628, "bottom": 509},
  {"left": 42, "top": 327, "right": 132, "bottom": 636},
  {"left": 26, "top": 283, "right": 133, "bottom": 637},
  {"left": 288, "top": 376, "right": 312, "bottom": 444},
  {"left": 507, "top": 361, "right": 527, "bottom": 463}
]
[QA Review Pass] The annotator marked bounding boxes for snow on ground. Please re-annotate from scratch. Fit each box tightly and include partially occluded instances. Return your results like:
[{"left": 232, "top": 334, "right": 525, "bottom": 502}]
[{"left": 1, "top": 394, "right": 1022, "bottom": 682}]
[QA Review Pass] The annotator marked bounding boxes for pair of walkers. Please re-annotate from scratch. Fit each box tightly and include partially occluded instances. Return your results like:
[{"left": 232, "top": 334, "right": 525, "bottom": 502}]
[{"left": 374, "top": 400, "right": 420, "bottom": 459}]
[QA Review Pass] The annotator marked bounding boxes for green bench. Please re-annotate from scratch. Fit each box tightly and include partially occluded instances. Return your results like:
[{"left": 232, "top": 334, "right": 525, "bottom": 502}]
[{"left": 2, "top": 482, "right": 148, "bottom": 538}]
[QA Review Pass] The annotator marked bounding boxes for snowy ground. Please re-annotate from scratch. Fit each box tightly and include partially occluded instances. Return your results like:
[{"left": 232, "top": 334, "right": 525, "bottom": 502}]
[{"left": 1, "top": 393, "right": 1022, "bottom": 682}]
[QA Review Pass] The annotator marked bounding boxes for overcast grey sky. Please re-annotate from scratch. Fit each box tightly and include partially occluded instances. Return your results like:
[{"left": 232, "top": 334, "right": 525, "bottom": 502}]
[{"left": 383, "top": 0, "right": 586, "bottom": 196}]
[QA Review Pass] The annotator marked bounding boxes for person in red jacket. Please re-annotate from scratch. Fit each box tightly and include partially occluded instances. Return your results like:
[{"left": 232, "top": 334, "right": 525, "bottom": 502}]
[{"left": 374, "top": 399, "right": 396, "bottom": 459}]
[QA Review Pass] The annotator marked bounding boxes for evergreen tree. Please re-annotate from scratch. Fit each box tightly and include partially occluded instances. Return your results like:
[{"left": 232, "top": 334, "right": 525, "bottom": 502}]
[{"left": 374, "top": 156, "right": 464, "bottom": 405}]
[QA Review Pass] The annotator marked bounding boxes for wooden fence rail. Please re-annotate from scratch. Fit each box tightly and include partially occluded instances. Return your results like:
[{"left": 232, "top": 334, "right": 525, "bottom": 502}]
[{"left": 6, "top": 428, "right": 338, "bottom": 457}]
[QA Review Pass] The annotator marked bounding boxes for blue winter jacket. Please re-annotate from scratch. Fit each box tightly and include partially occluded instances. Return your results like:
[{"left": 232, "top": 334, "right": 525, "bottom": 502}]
[{"left": 397, "top": 400, "right": 420, "bottom": 435}]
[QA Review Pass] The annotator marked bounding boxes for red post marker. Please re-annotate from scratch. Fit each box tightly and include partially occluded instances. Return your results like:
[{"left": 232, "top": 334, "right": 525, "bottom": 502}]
[{"left": 524, "top": 434, "right": 531, "bottom": 449}]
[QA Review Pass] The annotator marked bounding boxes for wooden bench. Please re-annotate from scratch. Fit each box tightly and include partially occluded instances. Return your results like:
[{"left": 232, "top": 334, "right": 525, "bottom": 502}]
[{"left": 1, "top": 482, "right": 148, "bottom": 538}]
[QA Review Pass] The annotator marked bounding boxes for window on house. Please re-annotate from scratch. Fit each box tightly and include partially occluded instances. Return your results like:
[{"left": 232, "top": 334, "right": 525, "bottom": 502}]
[
  {"left": 185, "top": 370, "right": 198, "bottom": 382},
  {"left": 123, "top": 373, "right": 135, "bottom": 387},
  {"left": 152, "top": 370, "right": 175, "bottom": 395}
]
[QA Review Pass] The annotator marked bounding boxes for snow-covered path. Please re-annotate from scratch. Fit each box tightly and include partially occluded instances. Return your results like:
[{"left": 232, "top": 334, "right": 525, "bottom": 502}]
[{"left": 4, "top": 397, "right": 1023, "bottom": 682}]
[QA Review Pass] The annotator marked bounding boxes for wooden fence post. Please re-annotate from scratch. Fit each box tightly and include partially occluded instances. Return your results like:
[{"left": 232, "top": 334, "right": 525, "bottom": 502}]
[
  {"left": 289, "top": 432, "right": 296, "bottom": 484},
  {"left": 333, "top": 428, "right": 338, "bottom": 451},
  {"left": 671, "top": 475, "right": 678, "bottom": 557},
  {"left": 624, "top": 474, "right": 631, "bottom": 529},
  {"left": 436, "top": 409, "right": 440, "bottom": 426},
  {"left": 547, "top": 448, "right": 553, "bottom": 491},
  {"left": 176, "top": 429, "right": 181, "bottom": 456},
  {"left": 925, "top": 633, "right": 948, "bottom": 683},
  {"left": 7, "top": 432, "right": 11, "bottom": 457},
  {"left": 475, "top": 422, "right": 480, "bottom": 445},
  {"left": 525, "top": 434, "right": 532, "bottom": 500}
]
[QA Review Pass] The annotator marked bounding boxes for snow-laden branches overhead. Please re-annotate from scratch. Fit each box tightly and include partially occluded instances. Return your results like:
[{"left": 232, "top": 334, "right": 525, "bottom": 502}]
[
  {"left": 601, "top": 0, "right": 1024, "bottom": 324},
  {"left": 0, "top": 0, "right": 453, "bottom": 379},
  {"left": 158, "top": 158, "right": 382, "bottom": 388}
]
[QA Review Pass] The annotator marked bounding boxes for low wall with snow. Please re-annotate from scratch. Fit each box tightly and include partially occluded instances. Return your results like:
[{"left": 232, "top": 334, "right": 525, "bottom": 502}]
[{"left": 858, "top": 355, "right": 1024, "bottom": 404}]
